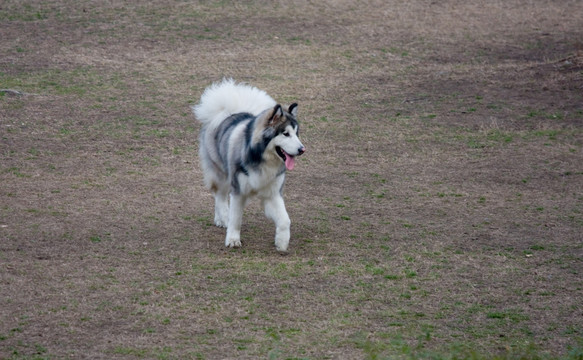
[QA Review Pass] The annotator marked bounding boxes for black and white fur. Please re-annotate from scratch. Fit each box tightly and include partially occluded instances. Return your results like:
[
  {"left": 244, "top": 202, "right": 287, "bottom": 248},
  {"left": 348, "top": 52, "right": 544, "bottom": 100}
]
[{"left": 193, "top": 79, "right": 305, "bottom": 252}]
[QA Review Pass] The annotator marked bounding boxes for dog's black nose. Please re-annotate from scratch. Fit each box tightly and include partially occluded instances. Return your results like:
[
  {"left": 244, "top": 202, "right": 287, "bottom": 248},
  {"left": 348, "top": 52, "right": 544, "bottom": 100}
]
[{"left": 298, "top": 147, "right": 306, "bottom": 155}]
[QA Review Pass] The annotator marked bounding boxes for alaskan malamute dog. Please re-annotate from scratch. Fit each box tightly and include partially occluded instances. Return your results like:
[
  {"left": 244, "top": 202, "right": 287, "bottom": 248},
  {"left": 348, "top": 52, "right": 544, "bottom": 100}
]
[{"left": 193, "top": 79, "right": 305, "bottom": 252}]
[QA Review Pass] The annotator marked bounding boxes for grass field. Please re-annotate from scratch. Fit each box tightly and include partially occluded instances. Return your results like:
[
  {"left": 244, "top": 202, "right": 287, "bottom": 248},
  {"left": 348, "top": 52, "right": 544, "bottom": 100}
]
[{"left": 1, "top": 1, "right": 582, "bottom": 359}]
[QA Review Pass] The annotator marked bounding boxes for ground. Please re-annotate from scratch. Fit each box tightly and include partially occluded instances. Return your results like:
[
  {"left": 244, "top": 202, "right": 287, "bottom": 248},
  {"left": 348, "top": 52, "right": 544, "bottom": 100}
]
[{"left": 1, "top": 1, "right": 582, "bottom": 359}]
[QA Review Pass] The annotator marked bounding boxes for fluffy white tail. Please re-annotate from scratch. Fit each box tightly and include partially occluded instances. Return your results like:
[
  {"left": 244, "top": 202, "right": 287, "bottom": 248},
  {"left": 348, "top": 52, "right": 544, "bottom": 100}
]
[{"left": 192, "top": 78, "right": 276, "bottom": 129}]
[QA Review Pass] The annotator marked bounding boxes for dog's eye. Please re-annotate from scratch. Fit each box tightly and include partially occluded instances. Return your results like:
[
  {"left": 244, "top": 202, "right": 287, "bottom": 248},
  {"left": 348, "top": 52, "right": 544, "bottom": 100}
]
[{"left": 283, "top": 132, "right": 290, "bottom": 137}]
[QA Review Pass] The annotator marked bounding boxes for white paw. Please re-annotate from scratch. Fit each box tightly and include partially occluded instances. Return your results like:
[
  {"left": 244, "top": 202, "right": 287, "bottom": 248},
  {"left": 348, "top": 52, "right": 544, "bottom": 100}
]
[
  {"left": 274, "top": 234, "right": 290, "bottom": 253},
  {"left": 214, "top": 217, "right": 227, "bottom": 228},
  {"left": 275, "top": 243, "right": 289, "bottom": 253},
  {"left": 225, "top": 236, "right": 242, "bottom": 248}
]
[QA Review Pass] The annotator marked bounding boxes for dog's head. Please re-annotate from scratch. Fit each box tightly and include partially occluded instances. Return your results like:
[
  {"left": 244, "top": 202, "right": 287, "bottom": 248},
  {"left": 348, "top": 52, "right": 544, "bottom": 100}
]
[{"left": 265, "top": 104, "right": 305, "bottom": 170}]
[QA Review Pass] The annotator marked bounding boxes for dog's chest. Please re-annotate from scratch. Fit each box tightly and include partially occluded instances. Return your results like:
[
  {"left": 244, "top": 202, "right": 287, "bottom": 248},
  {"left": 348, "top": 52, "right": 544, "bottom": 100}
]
[{"left": 240, "top": 165, "right": 285, "bottom": 195}]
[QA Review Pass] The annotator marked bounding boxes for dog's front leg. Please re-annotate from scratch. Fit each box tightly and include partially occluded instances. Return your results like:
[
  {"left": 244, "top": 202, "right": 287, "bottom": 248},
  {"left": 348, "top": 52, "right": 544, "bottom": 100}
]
[
  {"left": 225, "top": 193, "right": 244, "bottom": 248},
  {"left": 263, "top": 195, "right": 291, "bottom": 252}
]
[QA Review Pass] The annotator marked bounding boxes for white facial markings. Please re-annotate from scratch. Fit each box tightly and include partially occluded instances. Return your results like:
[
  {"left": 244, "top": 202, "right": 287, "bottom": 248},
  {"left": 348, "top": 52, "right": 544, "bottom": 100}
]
[{"left": 274, "top": 124, "right": 304, "bottom": 156}]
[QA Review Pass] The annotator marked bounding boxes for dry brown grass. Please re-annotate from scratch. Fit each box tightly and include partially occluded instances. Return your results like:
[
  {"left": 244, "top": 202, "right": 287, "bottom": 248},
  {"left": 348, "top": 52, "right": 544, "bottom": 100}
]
[{"left": 1, "top": 1, "right": 582, "bottom": 359}]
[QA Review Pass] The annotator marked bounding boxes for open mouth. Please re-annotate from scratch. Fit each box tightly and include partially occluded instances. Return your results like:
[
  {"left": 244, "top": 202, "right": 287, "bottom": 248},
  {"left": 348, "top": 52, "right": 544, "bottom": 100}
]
[{"left": 276, "top": 146, "right": 296, "bottom": 171}]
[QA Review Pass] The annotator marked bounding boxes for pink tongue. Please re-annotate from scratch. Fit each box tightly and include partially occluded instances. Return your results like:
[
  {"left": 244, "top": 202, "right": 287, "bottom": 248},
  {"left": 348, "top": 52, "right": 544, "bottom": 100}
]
[{"left": 284, "top": 151, "right": 296, "bottom": 170}]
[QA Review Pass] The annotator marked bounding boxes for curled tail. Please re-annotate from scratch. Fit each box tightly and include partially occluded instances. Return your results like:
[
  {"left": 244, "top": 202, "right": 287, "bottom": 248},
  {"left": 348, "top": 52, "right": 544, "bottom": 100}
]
[{"left": 192, "top": 78, "right": 276, "bottom": 129}]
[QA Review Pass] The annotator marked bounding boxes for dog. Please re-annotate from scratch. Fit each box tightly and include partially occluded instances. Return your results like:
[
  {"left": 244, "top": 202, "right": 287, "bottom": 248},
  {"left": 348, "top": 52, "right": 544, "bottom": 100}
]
[{"left": 193, "top": 79, "right": 305, "bottom": 252}]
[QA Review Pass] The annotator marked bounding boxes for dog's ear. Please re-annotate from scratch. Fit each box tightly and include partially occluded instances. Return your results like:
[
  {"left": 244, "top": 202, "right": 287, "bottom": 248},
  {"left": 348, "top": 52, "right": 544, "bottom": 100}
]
[
  {"left": 267, "top": 104, "right": 284, "bottom": 126},
  {"left": 288, "top": 103, "right": 298, "bottom": 117}
]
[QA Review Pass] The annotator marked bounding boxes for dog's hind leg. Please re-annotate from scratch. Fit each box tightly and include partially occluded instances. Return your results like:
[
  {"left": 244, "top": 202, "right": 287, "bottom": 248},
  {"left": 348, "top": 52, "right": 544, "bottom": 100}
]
[
  {"left": 213, "top": 185, "right": 229, "bottom": 228},
  {"left": 263, "top": 195, "right": 291, "bottom": 252},
  {"left": 225, "top": 193, "right": 245, "bottom": 248}
]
